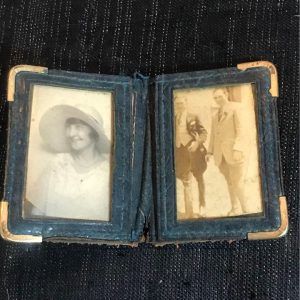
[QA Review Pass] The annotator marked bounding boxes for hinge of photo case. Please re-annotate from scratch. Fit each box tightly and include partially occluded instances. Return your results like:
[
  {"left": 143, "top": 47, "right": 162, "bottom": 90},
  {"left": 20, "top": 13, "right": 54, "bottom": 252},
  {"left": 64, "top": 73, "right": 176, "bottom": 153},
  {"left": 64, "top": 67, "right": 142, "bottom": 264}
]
[
  {"left": 7, "top": 65, "right": 48, "bottom": 101},
  {"left": 248, "top": 196, "right": 288, "bottom": 240},
  {"left": 0, "top": 201, "right": 42, "bottom": 243},
  {"left": 237, "top": 61, "right": 279, "bottom": 97}
]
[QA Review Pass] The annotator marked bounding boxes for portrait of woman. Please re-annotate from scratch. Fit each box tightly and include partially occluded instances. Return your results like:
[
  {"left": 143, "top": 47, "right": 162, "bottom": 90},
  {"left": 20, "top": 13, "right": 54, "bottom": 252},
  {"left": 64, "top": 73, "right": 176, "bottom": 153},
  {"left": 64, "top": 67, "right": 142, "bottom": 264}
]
[{"left": 24, "top": 86, "right": 113, "bottom": 221}]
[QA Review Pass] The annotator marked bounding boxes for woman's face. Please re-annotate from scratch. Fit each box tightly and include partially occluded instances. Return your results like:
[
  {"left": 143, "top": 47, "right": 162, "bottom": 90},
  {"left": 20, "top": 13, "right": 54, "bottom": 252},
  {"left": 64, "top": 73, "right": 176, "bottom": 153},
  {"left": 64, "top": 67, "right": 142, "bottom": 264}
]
[{"left": 65, "top": 119, "right": 96, "bottom": 152}]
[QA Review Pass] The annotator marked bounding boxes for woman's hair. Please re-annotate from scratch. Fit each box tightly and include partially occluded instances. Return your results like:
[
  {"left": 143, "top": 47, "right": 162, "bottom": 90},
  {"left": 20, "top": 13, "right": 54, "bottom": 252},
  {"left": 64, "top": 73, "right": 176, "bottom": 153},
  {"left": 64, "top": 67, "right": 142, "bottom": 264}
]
[{"left": 65, "top": 118, "right": 99, "bottom": 140}]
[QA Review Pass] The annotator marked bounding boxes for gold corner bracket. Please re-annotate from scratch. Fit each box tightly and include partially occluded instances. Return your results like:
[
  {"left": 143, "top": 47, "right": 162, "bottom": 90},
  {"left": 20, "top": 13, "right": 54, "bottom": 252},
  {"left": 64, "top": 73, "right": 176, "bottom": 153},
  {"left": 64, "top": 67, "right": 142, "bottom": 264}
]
[
  {"left": 0, "top": 201, "right": 42, "bottom": 243},
  {"left": 248, "top": 196, "right": 288, "bottom": 240},
  {"left": 237, "top": 61, "right": 279, "bottom": 97},
  {"left": 7, "top": 65, "right": 48, "bottom": 102}
]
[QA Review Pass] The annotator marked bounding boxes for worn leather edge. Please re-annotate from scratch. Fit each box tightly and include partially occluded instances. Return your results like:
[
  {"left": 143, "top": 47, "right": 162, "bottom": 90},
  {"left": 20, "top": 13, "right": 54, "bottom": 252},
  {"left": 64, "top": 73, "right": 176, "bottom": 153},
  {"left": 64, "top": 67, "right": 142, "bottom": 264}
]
[
  {"left": 0, "top": 196, "right": 288, "bottom": 244},
  {"left": 0, "top": 201, "right": 140, "bottom": 245},
  {"left": 7, "top": 65, "right": 48, "bottom": 101},
  {"left": 151, "top": 196, "right": 288, "bottom": 245},
  {"left": 43, "top": 237, "right": 139, "bottom": 246},
  {"left": 248, "top": 196, "right": 288, "bottom": 240},
  {"left": 0, "top": 201, "right": 42, "bottom": 243},
  {"left": 237, "top": 61, "right": 279, "bottom": 97}
]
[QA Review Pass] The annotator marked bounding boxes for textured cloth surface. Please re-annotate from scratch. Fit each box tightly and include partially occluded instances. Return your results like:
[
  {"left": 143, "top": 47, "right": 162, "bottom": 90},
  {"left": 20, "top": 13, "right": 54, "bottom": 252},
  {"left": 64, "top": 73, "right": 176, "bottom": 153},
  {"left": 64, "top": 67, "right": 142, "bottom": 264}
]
[{"left": 0, "top": 0, "right": 299, "bottom": 299}]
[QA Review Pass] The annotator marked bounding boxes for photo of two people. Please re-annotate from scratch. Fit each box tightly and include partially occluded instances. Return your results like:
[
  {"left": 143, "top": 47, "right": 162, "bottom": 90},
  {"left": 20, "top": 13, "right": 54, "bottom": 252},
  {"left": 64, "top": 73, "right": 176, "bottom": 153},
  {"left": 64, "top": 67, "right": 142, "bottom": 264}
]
[{"left": 174, "top": 84, "right": 263, "bottom": 220}]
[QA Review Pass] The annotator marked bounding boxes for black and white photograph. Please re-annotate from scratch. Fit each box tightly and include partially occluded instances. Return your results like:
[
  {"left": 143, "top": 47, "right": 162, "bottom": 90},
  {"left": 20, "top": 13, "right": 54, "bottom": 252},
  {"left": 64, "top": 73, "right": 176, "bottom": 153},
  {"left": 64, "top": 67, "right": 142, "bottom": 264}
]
[
  {"left": 24, "top": 85, "right": 113, "bottom": 221},
  {"left": 174, "top": 84, "right": 263, "bottom": 220}
]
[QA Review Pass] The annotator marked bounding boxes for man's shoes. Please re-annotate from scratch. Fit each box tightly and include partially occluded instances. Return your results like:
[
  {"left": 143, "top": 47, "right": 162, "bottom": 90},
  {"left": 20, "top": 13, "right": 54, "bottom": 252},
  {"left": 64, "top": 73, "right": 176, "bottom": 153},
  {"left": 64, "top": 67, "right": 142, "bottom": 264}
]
[
  {"left": 177, "top": 212, "right": 186, "bottom": 220},
  {"left": 192, "top": 213, "right": 201, "bottom": 219},
  {"left": 227, "top": 207, "right": 240, "bottom": 216},
  {"left": 199, "top": 206, "right": 207, "bottom": 218},
  {"left": 190, "top": 213, "right": 207, "bottom": 219}
]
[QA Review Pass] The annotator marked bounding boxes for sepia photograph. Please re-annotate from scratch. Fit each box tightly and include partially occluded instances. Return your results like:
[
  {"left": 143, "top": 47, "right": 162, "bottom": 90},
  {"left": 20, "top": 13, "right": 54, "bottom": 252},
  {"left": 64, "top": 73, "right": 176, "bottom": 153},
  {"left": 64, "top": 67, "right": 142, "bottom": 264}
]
[
  {"left": 174, "top": 84, "right": 263, "bottom": 220},
  {"left": 24, "top": 85, "right": 113, "bottom": 221}
]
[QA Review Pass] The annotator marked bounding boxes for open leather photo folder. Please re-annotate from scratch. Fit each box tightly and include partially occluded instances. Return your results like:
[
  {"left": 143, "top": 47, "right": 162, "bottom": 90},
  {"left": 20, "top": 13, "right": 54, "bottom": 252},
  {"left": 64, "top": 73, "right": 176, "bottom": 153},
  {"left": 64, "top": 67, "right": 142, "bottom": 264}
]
[{"left": 0, "top": 61, "right": 288, "bottom": 245}]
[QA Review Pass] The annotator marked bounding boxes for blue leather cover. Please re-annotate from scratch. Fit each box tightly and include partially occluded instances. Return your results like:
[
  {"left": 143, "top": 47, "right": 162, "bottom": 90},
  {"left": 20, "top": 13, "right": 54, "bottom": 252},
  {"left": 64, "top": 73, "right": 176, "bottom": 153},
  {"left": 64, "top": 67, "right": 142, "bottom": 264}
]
[
  {"left": 152, "top": 66, "right": 283, "bottom": 242},
  {"left": 5, "top": 70, "right": 149, "bottom": 243},
  {"left": 4, "top": 66, "right": 285, "bottom": 243}
]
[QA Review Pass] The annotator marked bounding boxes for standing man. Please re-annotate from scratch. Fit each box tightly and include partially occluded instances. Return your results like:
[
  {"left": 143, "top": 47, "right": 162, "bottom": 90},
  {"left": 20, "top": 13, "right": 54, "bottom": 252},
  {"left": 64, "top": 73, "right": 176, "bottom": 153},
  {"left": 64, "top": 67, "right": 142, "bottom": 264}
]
[
  {"left": 174, "top": 95, "right": 207, "bottom": 219},
  {"left": 206, "top": 87, "right": 246, "bottom": 216}
]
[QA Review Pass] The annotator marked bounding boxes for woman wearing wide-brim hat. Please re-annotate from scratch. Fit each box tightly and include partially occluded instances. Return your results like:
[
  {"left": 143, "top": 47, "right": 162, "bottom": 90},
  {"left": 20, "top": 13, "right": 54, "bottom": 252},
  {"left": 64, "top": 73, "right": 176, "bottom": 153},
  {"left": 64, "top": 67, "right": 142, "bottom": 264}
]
[{"left": 27, "top": 104, "right": 112, "bottom": 221}]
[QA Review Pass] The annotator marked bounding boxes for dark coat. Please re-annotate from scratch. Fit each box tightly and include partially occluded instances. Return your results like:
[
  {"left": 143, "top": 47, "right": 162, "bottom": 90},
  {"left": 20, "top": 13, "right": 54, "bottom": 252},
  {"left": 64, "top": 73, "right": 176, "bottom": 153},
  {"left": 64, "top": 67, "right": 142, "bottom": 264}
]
[{"left": 175, "top": 113, "right": 207, "bottom": 180}]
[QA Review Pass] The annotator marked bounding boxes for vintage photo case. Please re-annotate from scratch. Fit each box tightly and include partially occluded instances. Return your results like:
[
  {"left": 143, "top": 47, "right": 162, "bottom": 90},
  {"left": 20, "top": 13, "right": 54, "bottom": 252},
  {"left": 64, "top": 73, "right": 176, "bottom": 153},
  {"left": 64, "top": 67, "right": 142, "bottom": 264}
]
[
  {"left": 153, "top": 62, "right": 288, "bottom": 243},
  {"left": 0, "top": 65, "right": 149, "bottom": 244}
]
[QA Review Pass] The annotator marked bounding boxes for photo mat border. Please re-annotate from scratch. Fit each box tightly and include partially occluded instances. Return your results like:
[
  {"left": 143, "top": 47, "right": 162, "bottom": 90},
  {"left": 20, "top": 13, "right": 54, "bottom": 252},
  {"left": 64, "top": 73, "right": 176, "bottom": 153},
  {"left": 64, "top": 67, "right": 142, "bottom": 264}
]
[
  {"left": 154, "top": 63, "right": 286, "bottom": 242},
  {"left": 2, "top": 66, "right": 148, "bottom": 243}
]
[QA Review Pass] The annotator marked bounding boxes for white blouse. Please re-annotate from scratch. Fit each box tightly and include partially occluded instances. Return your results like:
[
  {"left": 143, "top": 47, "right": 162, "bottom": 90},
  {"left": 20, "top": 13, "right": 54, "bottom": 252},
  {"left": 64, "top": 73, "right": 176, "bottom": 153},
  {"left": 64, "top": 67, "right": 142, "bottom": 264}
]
[{"left": 29, "top": 153, "right": 111, "bottom": 221}]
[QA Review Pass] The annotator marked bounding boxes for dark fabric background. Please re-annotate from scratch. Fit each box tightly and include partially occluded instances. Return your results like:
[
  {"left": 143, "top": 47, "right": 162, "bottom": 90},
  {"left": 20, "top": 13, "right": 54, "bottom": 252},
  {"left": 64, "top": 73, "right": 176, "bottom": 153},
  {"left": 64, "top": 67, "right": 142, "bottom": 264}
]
[{"left": 0, "top": 0, "right": 298, "bottom": 299}]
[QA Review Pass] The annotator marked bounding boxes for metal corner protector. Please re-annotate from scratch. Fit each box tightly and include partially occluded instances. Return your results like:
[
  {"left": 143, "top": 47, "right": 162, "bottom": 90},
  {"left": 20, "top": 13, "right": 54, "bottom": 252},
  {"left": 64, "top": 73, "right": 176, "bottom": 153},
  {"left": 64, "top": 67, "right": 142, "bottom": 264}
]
[
  {"left": 237, "top": 61, "right": 279, "bottom": 97},
  {"left": 0, "top": 201, "right": 42, "bottom": 243},
  {"left": 7, "top": 65, "right": 48, "bottom": 102},
  {"left": 248, "top": 196, "right": 288, "bottom": 240}
]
